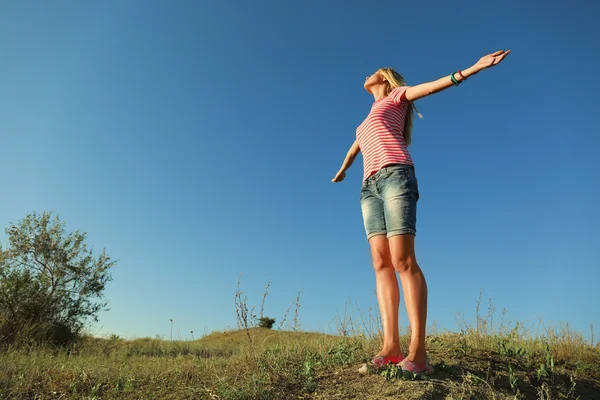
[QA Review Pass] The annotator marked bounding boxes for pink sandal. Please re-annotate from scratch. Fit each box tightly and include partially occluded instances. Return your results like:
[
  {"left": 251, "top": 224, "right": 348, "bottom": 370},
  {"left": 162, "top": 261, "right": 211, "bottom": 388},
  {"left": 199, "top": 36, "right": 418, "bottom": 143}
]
[
  {"left": 371, "top": 353, "right": 404, "bottom": 369},
  {"left": 399, "top": 355, "right": 435, "bottom": 376}
]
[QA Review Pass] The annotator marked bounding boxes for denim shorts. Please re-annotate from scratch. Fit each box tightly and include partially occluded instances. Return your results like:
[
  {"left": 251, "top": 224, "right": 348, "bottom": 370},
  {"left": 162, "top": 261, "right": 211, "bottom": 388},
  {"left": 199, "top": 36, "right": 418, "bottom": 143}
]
[{"left": 360, "top": 164, "right": 420, "bottom": 240}]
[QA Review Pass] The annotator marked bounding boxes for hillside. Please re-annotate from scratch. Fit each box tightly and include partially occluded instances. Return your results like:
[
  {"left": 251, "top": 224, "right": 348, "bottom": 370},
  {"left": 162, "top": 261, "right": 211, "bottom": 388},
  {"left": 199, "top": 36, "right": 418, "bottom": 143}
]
[{"left": 1, "top": 326, "right": 599, "bottom": 399}]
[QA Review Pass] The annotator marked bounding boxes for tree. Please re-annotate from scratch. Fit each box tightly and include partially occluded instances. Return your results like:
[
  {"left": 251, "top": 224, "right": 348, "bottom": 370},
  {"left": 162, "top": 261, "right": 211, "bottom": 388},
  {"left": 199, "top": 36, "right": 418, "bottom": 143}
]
[
  {"left": 258, "top": 317, "right": 276, "bottom": 329},
  {"left": 0, "top": 211, "right": 117, "bottom": 345}
]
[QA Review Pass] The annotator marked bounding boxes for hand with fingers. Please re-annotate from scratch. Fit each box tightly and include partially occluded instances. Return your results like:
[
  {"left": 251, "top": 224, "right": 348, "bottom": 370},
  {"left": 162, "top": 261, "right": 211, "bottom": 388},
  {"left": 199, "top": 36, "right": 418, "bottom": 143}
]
[{"left": 472, "top": 49, "right": 511, "bottom": 74}]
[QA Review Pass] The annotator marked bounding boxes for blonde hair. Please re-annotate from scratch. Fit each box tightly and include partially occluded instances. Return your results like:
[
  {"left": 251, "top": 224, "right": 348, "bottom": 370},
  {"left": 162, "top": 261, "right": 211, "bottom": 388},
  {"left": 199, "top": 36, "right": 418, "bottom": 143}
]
[{"left": 378, "top": 68, "right": 423, "bottom": 146}]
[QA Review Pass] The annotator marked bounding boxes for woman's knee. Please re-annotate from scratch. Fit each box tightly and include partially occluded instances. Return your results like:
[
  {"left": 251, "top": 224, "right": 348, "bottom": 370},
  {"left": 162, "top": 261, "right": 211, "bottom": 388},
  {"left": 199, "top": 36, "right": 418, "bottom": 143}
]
[
  {"left": 369, "top": 236, "right": 393, "bottom": 272},
  {"left": 392, "top": 255, "right": 418, "bottom": 274},
  {"left": 372, "top": 252, "right": 393, "bottom": 272}
]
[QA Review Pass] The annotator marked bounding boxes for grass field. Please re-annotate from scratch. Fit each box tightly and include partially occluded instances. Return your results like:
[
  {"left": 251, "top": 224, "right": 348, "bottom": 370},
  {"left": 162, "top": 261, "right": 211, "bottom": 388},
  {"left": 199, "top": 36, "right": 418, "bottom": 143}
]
[
  {"left": 1, "top": 325, "right": 599, "bottom": 399},
  {"left": 1, "top": 289, "right": 599, "bottom": 399}
]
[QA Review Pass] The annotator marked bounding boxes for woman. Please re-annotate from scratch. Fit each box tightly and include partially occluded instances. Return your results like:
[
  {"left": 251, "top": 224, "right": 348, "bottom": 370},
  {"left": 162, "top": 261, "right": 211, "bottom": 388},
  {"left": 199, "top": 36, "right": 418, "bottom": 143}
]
[{"left": 332, "top": 49, "right": 510, "bottom": 376}]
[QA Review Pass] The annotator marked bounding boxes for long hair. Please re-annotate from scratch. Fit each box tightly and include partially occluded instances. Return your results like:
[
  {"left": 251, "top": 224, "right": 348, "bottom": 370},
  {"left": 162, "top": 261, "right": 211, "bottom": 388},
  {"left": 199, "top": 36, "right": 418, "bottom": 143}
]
[{"left": 378, "top": 68, "right": 422, "bottom": 146}]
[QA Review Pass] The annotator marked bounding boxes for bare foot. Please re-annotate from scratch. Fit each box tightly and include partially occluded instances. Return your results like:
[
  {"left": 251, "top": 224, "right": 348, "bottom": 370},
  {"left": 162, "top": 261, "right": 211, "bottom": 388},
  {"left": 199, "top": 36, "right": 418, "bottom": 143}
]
[
  {"left": 375, "top": 345, "right": 403, "bottom": 358},
  {"left": 404, "top": 351, "right": 427, "bottom": 366}
]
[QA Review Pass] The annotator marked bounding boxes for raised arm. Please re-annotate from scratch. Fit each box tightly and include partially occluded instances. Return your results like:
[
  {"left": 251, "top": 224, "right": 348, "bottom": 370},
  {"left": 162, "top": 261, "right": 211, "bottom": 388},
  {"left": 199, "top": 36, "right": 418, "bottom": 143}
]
[
  {"left": 405, "top": 50, "right": 510, "bottom": 102},
  {"left": 332, "top": 140, "right": 360, "bottom": 183}
]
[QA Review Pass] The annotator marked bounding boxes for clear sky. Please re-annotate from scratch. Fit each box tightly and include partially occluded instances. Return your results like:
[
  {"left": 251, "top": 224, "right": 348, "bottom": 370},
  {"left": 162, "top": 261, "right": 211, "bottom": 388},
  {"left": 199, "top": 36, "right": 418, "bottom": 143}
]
[{"left": 1, "top": 1, "right": 598, "bottom": 341}]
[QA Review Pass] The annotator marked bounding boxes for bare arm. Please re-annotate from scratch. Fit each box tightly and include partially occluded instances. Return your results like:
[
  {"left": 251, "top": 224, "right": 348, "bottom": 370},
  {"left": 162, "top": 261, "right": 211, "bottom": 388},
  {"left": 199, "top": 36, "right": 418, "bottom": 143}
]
[
  {"left": 332, "top": 140, "right": 360, "bottom": 183},
  {"left": 405, "top": 49, "right": 511, "bottom": 102}
]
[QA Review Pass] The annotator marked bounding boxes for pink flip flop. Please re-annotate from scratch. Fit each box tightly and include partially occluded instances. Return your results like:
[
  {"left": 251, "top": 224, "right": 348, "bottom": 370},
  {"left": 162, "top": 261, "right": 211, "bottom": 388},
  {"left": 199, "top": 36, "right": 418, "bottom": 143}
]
[
  {"left": 399, "top": 355, "right": 435, "bottom": 376},
  {"left": 371, "top": 354, "right": 404, "bottom": 369}
]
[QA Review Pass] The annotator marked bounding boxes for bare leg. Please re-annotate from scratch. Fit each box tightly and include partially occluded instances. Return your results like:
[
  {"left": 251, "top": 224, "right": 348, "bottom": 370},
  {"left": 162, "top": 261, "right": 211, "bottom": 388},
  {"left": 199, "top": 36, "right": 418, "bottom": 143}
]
[
  {"left": 368, "top": 235, "right": 401, "bottom": 356},
  {"left": 388, "top": 234, "right": 428, "bottom": 365}
]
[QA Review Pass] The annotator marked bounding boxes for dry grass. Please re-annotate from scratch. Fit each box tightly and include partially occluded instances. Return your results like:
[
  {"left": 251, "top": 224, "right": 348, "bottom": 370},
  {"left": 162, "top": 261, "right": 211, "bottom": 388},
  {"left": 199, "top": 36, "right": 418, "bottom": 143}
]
[
  {"left": 1, "top": 327, "right": 598, "bottom": 399},
  {"left": 1, "top": 284, "right": 598, "bottom": 399}
]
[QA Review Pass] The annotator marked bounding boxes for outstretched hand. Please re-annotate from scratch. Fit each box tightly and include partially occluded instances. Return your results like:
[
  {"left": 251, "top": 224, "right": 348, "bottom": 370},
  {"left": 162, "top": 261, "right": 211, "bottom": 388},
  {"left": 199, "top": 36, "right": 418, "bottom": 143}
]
[
  {"left": 332, "top": 170, "right": 346, "bottom": 183},
  {"left": 473, "top": 49, "right": 511, "bottom": 73}
]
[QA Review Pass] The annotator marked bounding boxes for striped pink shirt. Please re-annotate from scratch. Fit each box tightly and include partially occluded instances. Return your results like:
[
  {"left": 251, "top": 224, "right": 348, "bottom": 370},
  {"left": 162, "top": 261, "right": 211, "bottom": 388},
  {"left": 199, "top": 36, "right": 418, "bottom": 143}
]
[{"left": 356, "top": 86, "right": 413, "bottom": 181}]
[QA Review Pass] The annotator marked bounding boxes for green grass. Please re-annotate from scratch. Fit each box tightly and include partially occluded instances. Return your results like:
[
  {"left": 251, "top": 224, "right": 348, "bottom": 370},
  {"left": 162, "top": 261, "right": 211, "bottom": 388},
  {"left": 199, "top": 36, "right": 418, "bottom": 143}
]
[
  {"left": 1, "top": 325, "right": 598, "bottom": 399},
  {"left": 1, "top": 284, "right": 598, "bottom": 399}
]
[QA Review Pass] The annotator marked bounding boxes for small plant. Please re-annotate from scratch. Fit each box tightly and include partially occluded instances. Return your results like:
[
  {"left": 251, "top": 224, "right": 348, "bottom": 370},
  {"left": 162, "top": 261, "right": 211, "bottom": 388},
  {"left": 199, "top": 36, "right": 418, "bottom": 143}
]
[
  {"left": 544, "top": 342, "right": 554, "bottom": 374},
  {"left": 277, "top": 289, "right": 302, "bottom": 331},
  {"left": 234, "top": 275, "right": 257, "bottom": 331},
  {"left": 234, "top": 275, "right": 257, "bottom": 361},
  {"left": 536, "top": 363, "right": 547, "bottom": 380},
  {"left": 536, "top": 382, "right": 552, "bottom": 400},
  {"left": 326, "top": 339, "right": 361, "bottom": 366},
  {"left": 379, "top": 363, "right": 402, "bottom": 380},
  {"left": 497, "top": 337, "right": 529, "bottom": 358},
  {"left": 536, "top": 342, "right": 555, "bottom": 381},
  {"left": 303, "top": 360, "right": 317, "bottom": 393},
  {"left": 464, "top": 371, "right": 487, "bottom": 386},
  {"left": 566, "top": 374, "right": 578, "bottom": 399},
  {"left": 458, "top": 334, "right": 469, "bottom": 355},
  {"left": 377, "top": 363, "right": 429, "bottom": 381},
  {"left": 508, "top": 364, "right": 518, "bottom": 392},
  {"left": 292, "top": 290, "right": 302, "bottom": 331}
]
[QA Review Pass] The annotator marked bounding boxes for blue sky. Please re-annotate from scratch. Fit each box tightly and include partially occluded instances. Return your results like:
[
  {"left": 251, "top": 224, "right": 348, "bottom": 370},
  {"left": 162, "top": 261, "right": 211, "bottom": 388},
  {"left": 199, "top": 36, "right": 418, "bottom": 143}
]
[{"left": 1, "top": 1, "right": 598, "bottom": 341}]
